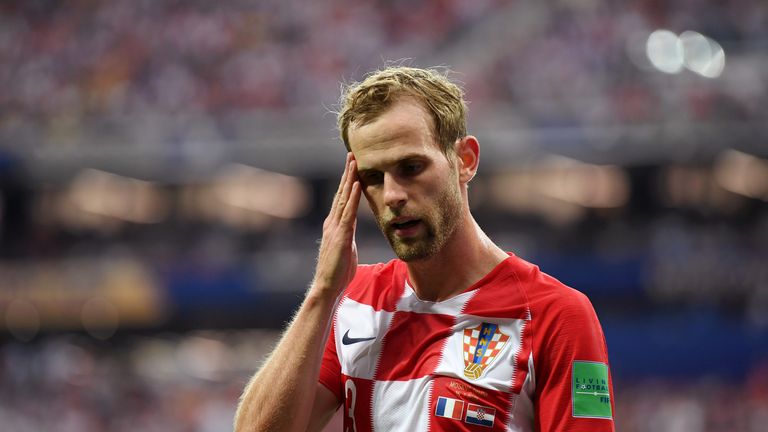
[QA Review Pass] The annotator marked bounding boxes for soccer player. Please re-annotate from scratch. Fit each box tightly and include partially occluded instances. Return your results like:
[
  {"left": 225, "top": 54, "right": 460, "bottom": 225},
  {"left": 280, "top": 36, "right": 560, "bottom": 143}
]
[{"left": 235, "top": 66, "right": 615, "bottom": 431}]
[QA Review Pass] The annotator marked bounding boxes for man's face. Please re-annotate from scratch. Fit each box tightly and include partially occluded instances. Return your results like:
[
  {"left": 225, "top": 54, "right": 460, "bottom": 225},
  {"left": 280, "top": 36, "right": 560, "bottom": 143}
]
[{"left": 348, "top": 97, "right": 464, "bottom": 261}]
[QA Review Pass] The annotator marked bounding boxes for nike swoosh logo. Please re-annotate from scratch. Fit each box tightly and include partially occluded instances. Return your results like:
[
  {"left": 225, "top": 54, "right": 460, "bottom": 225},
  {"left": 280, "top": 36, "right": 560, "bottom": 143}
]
[{"left": 342, "top": 329, "right": 376, "bottom": 345}]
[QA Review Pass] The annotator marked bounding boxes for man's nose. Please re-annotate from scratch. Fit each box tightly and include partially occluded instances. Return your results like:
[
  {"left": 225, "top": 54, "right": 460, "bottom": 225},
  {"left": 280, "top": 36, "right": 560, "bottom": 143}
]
[{"left": 383, "top": 174, "right": 407, "bottom": 209}]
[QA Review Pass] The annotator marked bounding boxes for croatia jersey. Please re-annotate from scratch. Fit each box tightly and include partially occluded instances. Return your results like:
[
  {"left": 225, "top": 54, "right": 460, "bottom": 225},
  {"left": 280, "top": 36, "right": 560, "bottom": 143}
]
[{"left": 319, "top": 254, "right": 615, "bottom": 431}]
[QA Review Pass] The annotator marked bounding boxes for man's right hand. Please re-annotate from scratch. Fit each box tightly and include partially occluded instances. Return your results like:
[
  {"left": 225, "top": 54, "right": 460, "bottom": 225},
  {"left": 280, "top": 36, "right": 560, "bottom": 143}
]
[{"left": 312, "top": 152, "right": 361, "bottom": 295}]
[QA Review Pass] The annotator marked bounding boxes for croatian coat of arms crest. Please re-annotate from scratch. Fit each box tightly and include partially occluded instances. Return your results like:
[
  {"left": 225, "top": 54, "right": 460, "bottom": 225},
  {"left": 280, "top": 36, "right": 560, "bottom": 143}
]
[{"left": 462, "top": 322, "right": 510, "bottom": 379}]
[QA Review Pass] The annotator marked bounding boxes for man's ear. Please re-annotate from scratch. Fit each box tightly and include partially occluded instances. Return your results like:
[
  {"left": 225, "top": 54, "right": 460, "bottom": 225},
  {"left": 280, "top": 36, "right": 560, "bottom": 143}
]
[{"left": 455, "top": 135, "right": 480, "bottom": 184}]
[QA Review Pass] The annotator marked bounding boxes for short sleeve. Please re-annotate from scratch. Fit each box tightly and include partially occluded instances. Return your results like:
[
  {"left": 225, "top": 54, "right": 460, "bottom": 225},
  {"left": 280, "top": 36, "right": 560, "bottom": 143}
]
[
  {"left": 532, "top": 287, "right": 615, "bottom": 431},
  {"left": 318, "top": 316, "right": 343, "bottom": 403}
]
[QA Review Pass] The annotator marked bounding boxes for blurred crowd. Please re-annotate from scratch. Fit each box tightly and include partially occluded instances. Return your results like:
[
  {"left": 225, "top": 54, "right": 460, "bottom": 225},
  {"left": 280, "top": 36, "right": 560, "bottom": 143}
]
[
  {"left": 0, "top": 332, "right": 766, "bottom": 432},
  {"left": 615, "top": 371, "right": 768, "bottom": 432},
  {"left": 0, "top": 331, "right": 270, "bottom": 432},
  {"left": 0, "top": 0, "right": 503, "bottom": 119},
  {"left": 1, "top": 0, "right": 766, "bottom": 148},
  {"left": 470, "top": 0, "right": 767, "bottom": 125}
]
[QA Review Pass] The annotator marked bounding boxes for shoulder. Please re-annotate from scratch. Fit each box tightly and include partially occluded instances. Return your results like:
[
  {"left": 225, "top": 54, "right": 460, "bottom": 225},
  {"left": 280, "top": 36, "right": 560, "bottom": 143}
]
[
  {"left": 510, "top": 258, "right": 610, "bottom": 377},
  {"left": 510, "top": 254, "right": 597, "bottom": 320},
  {"left": 509, "top": 254, "right": 606, "bottom": 354},
  {"left": 508, "top": 257, "right": 615, "bottom": 429}
]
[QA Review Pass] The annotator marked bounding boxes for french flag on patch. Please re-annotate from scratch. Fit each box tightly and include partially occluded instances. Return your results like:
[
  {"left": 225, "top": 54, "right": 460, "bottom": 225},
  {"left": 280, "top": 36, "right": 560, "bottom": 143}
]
[
  {"left": 465, "top": 403, "right": 496, "bottom": 427},
  {"left": 435, "top": 396, "right": 464, "bottom": 420}
]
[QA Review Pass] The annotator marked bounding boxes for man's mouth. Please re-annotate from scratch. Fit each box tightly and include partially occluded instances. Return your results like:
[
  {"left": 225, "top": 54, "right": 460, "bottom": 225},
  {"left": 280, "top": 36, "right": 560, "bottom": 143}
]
[
  {"left": 389, "top": 218, "right": 422, "bottom": 237},
  {"left": 391, "top": 219, "right": 420, "bottom": 230}
]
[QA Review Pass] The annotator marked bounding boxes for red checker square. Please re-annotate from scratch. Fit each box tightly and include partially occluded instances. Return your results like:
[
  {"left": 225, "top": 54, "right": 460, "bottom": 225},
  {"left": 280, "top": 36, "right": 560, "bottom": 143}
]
[
  {"left": 462, "top": 276, "right": 529, "bottom": 320},
  {"left": 344, "top": 264, "right": 407, "bottom": 312},
  {"left": 374, "top": 311, "right": 454, "bottom": 381}
]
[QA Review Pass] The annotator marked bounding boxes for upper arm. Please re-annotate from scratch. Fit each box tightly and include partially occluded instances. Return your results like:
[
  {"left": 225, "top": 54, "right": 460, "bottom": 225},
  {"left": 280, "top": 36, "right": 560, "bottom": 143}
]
[
  {"left": 534, "top": 290, "right": 615, "bottom": 431},
  {"left": 306, "top": 383, "right": 342, "bottom": 432}
]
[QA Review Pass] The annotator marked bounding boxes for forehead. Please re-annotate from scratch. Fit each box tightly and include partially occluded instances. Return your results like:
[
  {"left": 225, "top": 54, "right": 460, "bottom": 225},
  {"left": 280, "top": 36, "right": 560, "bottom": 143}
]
[{"left": 347, "top": 98, "right": 440, "bottom": 166}]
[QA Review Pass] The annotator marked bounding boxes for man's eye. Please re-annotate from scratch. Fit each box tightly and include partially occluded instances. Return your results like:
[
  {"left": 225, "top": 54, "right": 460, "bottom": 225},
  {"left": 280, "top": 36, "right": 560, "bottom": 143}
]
[
  {"left": 402, "top": 163, "right": 423, "bottom": 175},
  {"left": 361, "top": 172, "right": 383, "bottom": 184}
]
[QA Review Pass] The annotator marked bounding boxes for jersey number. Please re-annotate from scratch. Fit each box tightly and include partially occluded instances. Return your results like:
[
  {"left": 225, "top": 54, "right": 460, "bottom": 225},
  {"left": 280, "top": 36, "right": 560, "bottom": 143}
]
[{"left": 344, "top": 379, "right": 357, "bottom": 432}]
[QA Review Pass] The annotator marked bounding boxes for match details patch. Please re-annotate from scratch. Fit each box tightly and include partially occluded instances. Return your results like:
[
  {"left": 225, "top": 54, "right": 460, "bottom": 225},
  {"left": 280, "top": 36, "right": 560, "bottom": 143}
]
[{"left": 572, "top": 361, "right": 612, "bottom": 419}]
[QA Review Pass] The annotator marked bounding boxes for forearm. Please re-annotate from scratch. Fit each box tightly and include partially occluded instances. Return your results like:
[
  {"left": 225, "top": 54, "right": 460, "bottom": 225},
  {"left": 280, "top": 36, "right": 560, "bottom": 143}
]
[
  {"left": 235, "top": 153, "right": 360, "bottom": 431},
  {"left": 234, "top": 286, "right": 338, "bottom": 432}
]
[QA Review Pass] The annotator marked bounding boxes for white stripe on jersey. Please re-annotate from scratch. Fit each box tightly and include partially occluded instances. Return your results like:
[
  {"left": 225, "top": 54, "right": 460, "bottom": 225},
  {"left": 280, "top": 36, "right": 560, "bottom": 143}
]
[
  {"left": 396, "top": 281, "right": 477, "bottom": 315},
  {"left": 335, "top": 297, "right": 395, "bottom": 380},
  {"left": 372, "top": 376, "right": 432, "bottom": 431}
]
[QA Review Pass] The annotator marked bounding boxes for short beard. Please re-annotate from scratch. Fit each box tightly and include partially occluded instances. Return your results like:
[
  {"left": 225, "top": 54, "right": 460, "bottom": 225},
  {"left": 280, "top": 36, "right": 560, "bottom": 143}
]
[{"left": 379, "top": 182, "right": 463, "bottom": 262}]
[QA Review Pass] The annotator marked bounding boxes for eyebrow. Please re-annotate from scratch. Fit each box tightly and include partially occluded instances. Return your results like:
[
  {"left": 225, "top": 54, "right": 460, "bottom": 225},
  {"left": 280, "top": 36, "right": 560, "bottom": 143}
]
[{"left": 357, "top": 153, "right": 427, "bottom": 173}]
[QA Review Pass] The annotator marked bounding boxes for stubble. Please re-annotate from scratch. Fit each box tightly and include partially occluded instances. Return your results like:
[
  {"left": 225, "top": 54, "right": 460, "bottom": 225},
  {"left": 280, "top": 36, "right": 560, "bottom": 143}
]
[{"left": 379, "top": 180, "right": 463, "bottom": 262}]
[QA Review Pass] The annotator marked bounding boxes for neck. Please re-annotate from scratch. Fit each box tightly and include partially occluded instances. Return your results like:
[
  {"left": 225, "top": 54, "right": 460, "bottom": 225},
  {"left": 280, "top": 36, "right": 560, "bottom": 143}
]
[{"left": 405, "top": 212, "right": 508, "bottom": 302}]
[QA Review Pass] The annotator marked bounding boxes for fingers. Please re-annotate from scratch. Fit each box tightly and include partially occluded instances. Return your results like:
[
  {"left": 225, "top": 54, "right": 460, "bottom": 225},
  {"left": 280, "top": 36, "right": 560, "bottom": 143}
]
[
  {"left": 313, "top": 153, "right": 361, "bottom": 293},
  {"left": 329, "top": 153, "right": 352, "bottom": 214},
  {"left": 331, "top": 154, "right": 358, "bottom": 223},
  {"left": 337, "top": 159, "right": 355, "bottom": 208},
  {"left": 341, "top": 180, "right": 361, "bottom": 226}
]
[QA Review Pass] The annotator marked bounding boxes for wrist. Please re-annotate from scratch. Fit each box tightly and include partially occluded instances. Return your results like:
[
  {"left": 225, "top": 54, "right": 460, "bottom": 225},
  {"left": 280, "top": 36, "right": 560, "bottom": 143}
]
[
  {"left": 306, "top": 281, "right": 343, "bottom": 304},
  {"left": 309, "top": 271, "right": 350, "bottom": 296}
]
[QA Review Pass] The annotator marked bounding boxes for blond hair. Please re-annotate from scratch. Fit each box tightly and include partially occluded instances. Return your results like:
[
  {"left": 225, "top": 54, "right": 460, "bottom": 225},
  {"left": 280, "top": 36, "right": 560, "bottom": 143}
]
[{"left": 337, "top": 66, "right": 467, "bottom": 155}]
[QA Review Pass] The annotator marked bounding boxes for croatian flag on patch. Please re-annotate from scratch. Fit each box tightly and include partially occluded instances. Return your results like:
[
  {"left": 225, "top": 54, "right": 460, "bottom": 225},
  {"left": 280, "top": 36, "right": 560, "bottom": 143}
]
[
  {"left": 435, "top": 396, "right": 464, "bottom": 420},
  {"left": 465, "top": 403, "right": 496, "bottom": 427}
]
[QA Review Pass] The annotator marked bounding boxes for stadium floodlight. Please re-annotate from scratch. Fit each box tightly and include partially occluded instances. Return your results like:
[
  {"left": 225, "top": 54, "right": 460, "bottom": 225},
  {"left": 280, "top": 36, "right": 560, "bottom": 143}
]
[
  {"left": 680, "top": 31, "right": 725, "bottom": 78},
  {"left": 646, "top": 29, "right": 725, "bottom": 78},
  {"left": 646, "top": 30, "right": 684, "bottom": 74}
]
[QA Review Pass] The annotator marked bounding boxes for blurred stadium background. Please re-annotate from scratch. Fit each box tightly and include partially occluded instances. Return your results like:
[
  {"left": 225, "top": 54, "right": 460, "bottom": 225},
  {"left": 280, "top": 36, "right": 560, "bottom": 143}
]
[{"left": 0, "top": 0, "right": 767, "bottom": 430}]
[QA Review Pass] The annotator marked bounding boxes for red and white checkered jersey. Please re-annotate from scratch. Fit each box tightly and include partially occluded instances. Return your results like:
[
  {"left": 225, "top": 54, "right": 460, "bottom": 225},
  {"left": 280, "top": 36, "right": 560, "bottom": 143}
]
[{"left": 319, "top": 254, "right": 615, "bottom": 431}]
